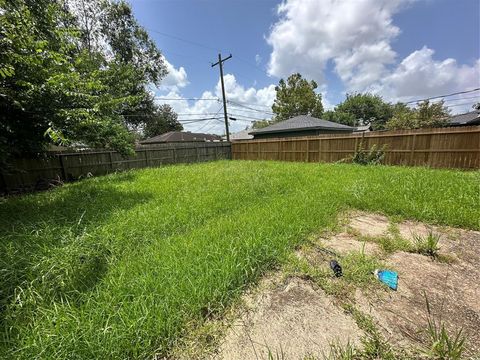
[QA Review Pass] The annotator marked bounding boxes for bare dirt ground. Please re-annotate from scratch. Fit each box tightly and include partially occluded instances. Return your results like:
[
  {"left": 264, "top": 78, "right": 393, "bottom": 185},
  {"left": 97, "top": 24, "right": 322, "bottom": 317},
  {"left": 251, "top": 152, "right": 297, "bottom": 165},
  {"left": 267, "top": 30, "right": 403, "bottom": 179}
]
[{"left": 176, "top": 212, "right": 480, "bottom": 359}]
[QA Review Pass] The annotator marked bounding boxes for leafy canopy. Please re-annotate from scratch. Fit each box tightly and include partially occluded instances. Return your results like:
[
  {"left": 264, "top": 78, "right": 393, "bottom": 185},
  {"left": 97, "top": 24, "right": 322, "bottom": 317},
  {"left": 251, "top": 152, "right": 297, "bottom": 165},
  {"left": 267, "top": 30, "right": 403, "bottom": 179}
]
[
  {"left": 334, "top": 93, "right": 393, "bottom": 130},
  {"left": 143, "top": 104, "right": 183, "bottom": 139},
  {"left": 386, "top": 101, "right": 449, "bottom": 130},
  {"left": 0, "top": 0, "right": 167, "bottom": 161},
  {"left": 271, "top": 73, "right": 324, "bottom": 122}
]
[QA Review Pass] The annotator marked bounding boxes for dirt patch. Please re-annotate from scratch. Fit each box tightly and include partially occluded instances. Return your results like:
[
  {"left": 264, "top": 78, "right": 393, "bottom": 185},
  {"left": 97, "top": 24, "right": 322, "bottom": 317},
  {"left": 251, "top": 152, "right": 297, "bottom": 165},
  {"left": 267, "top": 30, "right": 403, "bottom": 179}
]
[
  {"left": 348, "top": 213, "right": 390, "bottom": 238},
  {"left": 214, "top": 277, "right": 363, "bottom": 360},
  {"left": 345, "top": 212, "right": 480, "bottom": 357},
  {"left": 189, "top": 212, "right": 479, "bottom": 359},
  {"left": 321, "top": 232, "right": 381, "bottom": 257}
]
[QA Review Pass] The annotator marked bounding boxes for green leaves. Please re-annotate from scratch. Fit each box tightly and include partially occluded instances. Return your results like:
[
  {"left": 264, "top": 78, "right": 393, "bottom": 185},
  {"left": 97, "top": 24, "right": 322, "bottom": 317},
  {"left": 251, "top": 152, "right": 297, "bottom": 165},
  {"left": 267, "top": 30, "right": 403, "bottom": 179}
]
[
  {"left": 272, "top": 73, "right": 324, "bottom": 122},
  {"left": 143, "top": 104, "right": 183, "bottom": 139},
  {"left": 386, "top": 100, "right": 449, "bottom": 130},
  {"left": 0, "top": 0, "right": 167, "bottom": 161}
]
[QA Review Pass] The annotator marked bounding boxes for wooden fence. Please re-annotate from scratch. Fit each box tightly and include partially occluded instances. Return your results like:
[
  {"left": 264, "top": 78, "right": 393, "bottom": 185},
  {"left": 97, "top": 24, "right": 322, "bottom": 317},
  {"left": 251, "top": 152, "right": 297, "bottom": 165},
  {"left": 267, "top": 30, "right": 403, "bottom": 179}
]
[
  {"left": 1, "top": 142, "right": 231, "bottom": 192},
  {"left": 231, "top": 126, "right": 480, "bottom": 169}
]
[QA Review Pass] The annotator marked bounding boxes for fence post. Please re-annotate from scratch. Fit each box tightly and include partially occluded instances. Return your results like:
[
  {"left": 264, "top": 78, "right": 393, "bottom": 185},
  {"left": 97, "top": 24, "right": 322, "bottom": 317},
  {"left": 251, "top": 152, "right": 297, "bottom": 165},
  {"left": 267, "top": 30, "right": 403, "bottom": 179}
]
[
  {"left": 246, "top": 142, "right": 249, "bottom": 160},
  {"left": 196, "top": 146, "right": 200, "bottom": 162},
  {"left": 306, "top": 139, "right": 310, "bottom": 162},
  {"left": 172, "top": 146, "right": 177, "bottom": 163},
  {"left": 258, "top": 141, "right": 261, "bottom": 160},
  {"left": 145, "top": 149, "right": 150, "bottom": 167},
  {"left": 109, "top": 151, "right": 114, "bottom": 172},
  {"left": 410, "top": 134, "right": 417, "bottom": 165},
  {"left": 59, "top": 154, "right": 67, "bottom": 180}
]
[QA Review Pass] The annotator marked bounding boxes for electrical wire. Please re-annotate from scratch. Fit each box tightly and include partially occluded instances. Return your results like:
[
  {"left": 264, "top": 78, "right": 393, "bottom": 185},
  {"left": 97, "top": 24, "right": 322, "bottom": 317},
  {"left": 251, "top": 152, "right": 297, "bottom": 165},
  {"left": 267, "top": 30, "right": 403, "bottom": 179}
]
[
  {"left": 405, "top": 88, "right": 480, "bottom": 104},
  {"left": 154, "top": 97, "right": 220, "bottom": 101},
  {"left": 228, "top": 100, "right": 274, "bottom": 114}
]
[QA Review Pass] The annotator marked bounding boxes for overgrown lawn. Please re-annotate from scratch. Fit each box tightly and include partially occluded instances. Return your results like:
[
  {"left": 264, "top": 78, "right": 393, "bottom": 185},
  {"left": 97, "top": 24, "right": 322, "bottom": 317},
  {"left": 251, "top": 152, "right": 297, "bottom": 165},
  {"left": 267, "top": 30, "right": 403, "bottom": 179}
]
[{"left": 1, "top": 161, "right": 478, "bottom": 358}]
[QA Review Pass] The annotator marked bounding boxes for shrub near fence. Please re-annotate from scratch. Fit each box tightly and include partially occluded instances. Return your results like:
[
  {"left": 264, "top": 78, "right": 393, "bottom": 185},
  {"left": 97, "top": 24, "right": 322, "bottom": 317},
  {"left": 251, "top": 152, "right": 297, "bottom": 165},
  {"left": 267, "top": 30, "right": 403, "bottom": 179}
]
[
  {"left": 231, "top": 126, "right": 480, "bottom": 169},
  {"left": 0, "top": 142, "right": 231, "bottom": 192}
]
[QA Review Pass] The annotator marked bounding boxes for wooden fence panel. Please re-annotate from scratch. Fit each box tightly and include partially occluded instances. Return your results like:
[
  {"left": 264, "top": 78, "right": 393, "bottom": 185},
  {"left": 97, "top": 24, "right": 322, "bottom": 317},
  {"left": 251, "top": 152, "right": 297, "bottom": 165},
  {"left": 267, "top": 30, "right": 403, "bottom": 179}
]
[
  {"left": 231, "top": 126, "right": 480, "bottom": 170},
  {"left": 1, "top": 142, "right": 231, "bottom": 193}
]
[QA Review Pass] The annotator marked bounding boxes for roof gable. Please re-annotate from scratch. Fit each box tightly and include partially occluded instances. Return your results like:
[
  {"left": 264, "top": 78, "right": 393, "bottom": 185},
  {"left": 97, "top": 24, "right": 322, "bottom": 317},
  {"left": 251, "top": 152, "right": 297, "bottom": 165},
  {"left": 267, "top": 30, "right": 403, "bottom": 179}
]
[
  {"left": 141, "top": 131, "right": 222, "bottom": 144},
  {"left": 249, "top": 115, "right": 355, "bottom": 135},
  {"left": 448, "top": 111, "right": 480, "bottom": 126}
]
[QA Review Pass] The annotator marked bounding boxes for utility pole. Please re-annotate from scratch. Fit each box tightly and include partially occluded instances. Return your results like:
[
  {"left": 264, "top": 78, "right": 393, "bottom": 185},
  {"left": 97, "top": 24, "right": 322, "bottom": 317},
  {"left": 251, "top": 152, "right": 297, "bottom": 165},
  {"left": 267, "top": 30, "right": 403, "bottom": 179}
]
[{"left": 212, "top": 53, "right": 232, "bottom": 141}]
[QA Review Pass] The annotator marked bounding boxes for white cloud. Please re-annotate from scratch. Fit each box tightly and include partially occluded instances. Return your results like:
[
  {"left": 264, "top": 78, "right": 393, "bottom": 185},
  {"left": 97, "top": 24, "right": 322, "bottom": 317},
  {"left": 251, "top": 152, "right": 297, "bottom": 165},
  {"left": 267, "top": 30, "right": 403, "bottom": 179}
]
[
  {"left": 255, "top": 54, "right": 262, "bottom": 65},
  {"left": 160, "top": 57, "right": 189, "bottom": 91},
  {"left": 378, "top": 47, "right": 480, "bottom": 102},
  {"left": 157, "top": 74, "right": 276, "bottom": 135},
  {"left": 266, "top": 0, "right": 480, "bottom": 111},
  {"left": 267, "top": 0, "right": 408, "bottom": 87}
]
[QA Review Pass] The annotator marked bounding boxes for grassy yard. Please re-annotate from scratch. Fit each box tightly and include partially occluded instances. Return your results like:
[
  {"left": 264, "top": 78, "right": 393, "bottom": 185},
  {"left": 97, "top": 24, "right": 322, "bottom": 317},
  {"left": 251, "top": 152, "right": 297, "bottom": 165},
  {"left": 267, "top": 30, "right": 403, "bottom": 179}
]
[{"left": 1, "top": 161, "right": 478, "bottom": 359}]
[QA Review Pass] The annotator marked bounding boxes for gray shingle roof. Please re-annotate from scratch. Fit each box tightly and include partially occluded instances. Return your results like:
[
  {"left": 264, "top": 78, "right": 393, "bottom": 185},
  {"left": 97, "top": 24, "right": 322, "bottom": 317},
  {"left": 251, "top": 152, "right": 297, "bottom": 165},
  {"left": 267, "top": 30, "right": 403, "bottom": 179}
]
[
  {"left": 140, "top": 131, "right": 222, "bottom": 144},
  {"left": 448, "top": 111, "right": 480, "bottom": 126},
  {"left": 249, "top": 115, "right": 355, "bottom": 135}
]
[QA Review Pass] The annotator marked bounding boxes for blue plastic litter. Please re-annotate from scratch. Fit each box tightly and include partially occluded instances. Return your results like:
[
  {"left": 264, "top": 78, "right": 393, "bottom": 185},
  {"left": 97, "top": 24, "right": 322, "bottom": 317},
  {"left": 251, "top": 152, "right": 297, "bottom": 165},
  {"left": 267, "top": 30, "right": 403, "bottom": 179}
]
[{"left": 374, "top": 269, "right": 398, "bottom": 290}]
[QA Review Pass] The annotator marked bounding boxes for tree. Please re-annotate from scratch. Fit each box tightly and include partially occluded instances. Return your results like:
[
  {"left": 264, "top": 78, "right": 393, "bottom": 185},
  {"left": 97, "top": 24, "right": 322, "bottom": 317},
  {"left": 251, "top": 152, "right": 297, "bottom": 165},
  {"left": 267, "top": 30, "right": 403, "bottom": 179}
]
[
  {"left": 143, "top": 104, "right": 183, "bottom": 139},
  {"left": 251, "top": 120, "right": 271, "bottom": 129},
  {"left": 335, "top": 93, "right": 393, "bottom": 130},
  {"left": 473, "top": 102, "right": 480, "bottom": 111},
  {"left": 322, "top": 110, "right": 356, "bottom": 127},
  {"left": 386, "top": 100, "right": 450, "bottom": 130},
  {"left": 0, "top": 0, "right": 167, "bottom": 162},
  {"left": 271, "top": 73, "right": 323, "bottom": 122}
]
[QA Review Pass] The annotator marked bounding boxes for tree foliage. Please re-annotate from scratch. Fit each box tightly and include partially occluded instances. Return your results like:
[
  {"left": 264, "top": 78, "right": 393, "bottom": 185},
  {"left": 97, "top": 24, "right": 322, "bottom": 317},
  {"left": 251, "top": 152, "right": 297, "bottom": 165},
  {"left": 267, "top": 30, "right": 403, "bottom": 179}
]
[
  {"left": 251, "top": 119, "right": 271, "bottom": 129},
  {"left": 271, "top": 73, "right": 324, "bottom": 122},
  {"left": 334, "top": 93, "right": 393, "bottom": 130},
  {"left": 322, "top": 110, "right": 357, "bottom": 127},
  {"left": 386, "top": 101, "right": 450, "bottom": 130},
  {"left": 0, "top": 0, "right": 167, "bottom": 161},
  {"left": 143, "top": 104, "right": 183, "bottom": 139}
]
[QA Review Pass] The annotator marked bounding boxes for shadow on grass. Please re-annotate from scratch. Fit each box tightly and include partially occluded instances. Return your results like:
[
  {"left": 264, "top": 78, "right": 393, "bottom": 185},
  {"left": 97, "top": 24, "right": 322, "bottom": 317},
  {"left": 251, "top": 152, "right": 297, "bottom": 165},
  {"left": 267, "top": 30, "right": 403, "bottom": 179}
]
[{"left": 0, "top": 180, "right": 152, "bottom": 332}]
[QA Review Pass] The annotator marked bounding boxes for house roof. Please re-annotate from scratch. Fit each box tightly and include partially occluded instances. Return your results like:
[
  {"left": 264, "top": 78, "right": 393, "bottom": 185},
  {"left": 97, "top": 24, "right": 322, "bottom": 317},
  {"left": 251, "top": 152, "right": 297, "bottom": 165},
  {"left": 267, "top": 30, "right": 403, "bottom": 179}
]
[
  {"left": 249, "top": 115, "right": 355, "bottom": 135},
  {"left": 229, "top": 129, "right": 254, "bottom": 141},
  {"left": 448, "top": 111, "right": 480, "bottom": 126},
  {"left": 140, "top": 131, "right": 222, "bottom": 144}
]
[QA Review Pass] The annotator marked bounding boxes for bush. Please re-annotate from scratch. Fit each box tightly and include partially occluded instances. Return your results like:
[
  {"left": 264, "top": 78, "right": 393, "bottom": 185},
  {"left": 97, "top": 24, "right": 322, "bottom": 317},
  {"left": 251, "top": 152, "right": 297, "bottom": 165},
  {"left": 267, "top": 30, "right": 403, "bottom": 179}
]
[{"left": 351, "top": 141, "right": 387, "bottom": 165}]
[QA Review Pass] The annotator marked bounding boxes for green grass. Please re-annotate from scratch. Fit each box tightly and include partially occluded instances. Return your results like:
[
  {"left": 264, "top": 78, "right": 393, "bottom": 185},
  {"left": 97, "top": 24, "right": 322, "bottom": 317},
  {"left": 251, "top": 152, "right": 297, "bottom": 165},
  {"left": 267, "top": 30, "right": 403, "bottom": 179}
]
[{"left": 0, "top": 161, "right": 478, "bottom": 359}]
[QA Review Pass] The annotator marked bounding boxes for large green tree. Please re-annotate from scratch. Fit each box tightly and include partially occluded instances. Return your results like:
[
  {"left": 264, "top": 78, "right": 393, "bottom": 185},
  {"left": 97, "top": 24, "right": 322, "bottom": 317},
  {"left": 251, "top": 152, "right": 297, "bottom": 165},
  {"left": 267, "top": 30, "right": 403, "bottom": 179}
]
[
  {"left": 334, "top": 93, "right": 393, "bottom": 130},
  {"left": 322, "top": 110, "right": 356, "bottom": 127},
  {"left": 143, "top": 104, "right": 183, "bottom": 139},
  {"left": 271, "top": 73, "right": 324, "bottom": 122},
  {"left": 0, "top": 0, "right": 167, "bottom": 162},
  {"left": 386, "top": 101, "right": 450, "bottom": 130}
]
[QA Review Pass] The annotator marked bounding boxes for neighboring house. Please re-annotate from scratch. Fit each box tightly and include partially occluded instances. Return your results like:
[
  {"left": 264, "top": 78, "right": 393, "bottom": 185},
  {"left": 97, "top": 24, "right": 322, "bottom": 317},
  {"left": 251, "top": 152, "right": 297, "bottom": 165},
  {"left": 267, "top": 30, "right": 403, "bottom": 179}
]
[
  {"left": 249, "top": 115, "right": 355, "bottom": 139},
  {"left": 447, "top": 110, "right": 480, "bottom": 127},
  {"left": 140, "top": 131, "right": 222, "bottom": 145},
  {"left": 229, "top": 129, "right": 254, "bottom": 141}
]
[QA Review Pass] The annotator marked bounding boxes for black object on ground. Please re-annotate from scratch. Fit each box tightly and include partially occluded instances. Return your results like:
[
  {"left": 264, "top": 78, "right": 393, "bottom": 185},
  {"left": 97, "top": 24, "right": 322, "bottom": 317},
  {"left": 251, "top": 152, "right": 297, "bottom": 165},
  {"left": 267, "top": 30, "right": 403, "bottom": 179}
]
[{"left": 330, "top": 260, "right": 343, "bottom": 277}]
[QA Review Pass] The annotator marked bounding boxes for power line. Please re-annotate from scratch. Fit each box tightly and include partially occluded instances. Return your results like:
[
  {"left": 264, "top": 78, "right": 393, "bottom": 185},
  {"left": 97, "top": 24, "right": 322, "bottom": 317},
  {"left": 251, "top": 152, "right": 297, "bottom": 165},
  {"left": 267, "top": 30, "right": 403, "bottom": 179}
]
[
  {"left": 444, "top": 101, "right": 479, "bottom": 108},
  {"left": 441, "top": 95, "right": 480, "bottom": 103},
  {"left": 155, "top": 97, "right": 220, "bottom": 101},
  {"left": 228, "top": 100, "right": 274, "bottom": 114},
  {"left": 194, "top": 106, "right": 224, "bottom": 131},
  {"left": 146, "top": 27, "right": 222, "bottom": 52},
  {"left": 229, "top": 113, "right": 269, "bottom": 122},
  {"left": 228, "top": 100, "right": 273, "bottom": 109},
  {"left": 405, "top": 88, "right": 480, "bottom": 104}
]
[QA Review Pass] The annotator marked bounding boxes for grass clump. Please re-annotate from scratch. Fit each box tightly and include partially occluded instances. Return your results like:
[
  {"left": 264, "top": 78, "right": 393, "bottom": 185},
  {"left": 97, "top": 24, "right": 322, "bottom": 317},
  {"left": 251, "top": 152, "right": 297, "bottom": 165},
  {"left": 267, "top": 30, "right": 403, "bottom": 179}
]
[
  {"left": 423, "top": 295, "right": 466, "bottom": 360},
  {"left": 413, "top": 232, "right": 441, "bottom": 259},
  {"left": 0, "top": 161, "right": 478, "bottom": 359},
  {"left": 343, "top": 304, "right": 404, "bottom": 360}
]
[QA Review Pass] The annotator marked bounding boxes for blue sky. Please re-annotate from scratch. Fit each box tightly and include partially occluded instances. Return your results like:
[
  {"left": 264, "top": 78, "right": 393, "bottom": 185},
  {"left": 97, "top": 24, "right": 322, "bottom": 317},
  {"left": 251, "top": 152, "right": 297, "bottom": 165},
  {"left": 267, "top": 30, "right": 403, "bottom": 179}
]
[{"left": 130, "top": 0, "right": 480, "bottom": 134}]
